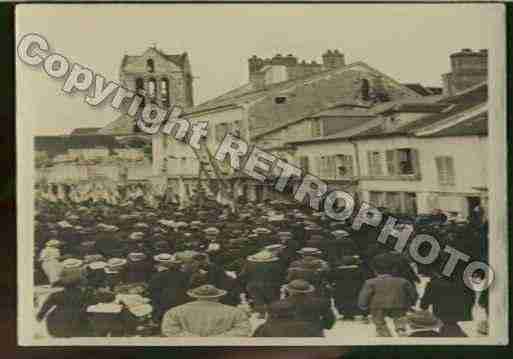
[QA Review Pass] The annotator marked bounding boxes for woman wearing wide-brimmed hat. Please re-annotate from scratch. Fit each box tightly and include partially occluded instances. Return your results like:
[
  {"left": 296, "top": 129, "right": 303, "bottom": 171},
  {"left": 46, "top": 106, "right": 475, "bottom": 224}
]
[{"left": 161, "top": 284, "right": 251, "bottom": 337}]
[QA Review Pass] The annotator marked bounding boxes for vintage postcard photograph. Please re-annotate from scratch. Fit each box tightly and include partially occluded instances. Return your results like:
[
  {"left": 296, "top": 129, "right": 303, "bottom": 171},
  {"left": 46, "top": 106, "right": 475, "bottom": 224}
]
[{"left": 16, "top": 3, "right": 508, "bottom": 346}]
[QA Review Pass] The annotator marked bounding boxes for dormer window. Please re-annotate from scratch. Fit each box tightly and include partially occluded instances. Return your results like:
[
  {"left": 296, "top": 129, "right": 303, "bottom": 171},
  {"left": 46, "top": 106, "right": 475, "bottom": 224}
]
[
  {"left": 275, "top": 96, "right": 287, "bottom": 104},
  {"left": 147, "top": 59, "right": 155, "bottom": 73}
]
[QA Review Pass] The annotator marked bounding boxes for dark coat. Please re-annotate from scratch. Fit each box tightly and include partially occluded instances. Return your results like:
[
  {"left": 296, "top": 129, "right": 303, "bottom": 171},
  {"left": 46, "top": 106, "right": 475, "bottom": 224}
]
[
  {"left": 148, "top": 269, "right": 190, "bottom": 320},
  {"left": 278, "top": 294, "right": 336, "bottom": 335},
  {"left": 253, "top": 319, "right": 323, "bottom": 337},
  {"left": 420, "top": 277, "right": 475, "bottom": 322},
  {"left": 358, "top": 274, "right": 418, "bottom": 311},
  {"left": 125, "top": 260, "right": 153, "bottom": 284},
  {"left": 329, "top": 264, "right": 370, "bottom": 306},
  {"left": 239, "top": 260, "right": 285, "bottom": 287},
  {"left": 36, "top": 286, "right": 91, "bottom": 337}
]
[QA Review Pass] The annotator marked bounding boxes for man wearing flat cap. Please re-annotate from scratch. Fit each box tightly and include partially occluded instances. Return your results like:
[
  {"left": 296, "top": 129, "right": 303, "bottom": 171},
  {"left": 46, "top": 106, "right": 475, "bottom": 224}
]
[{"left": 161, "top": 284, "right": 251, "bottom": 337}]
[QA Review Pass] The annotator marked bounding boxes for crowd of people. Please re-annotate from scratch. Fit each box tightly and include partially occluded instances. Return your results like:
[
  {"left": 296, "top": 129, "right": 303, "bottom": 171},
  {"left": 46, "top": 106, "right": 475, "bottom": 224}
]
[{"left": 34, "top": 182, "right": 490, "bottom": 338}]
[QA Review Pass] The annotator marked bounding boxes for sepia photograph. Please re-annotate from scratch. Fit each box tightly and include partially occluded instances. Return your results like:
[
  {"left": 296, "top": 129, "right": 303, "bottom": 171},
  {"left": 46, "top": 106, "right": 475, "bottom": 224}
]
[{"left": 16, "top": 3, "right": 508, "bottom": 346}]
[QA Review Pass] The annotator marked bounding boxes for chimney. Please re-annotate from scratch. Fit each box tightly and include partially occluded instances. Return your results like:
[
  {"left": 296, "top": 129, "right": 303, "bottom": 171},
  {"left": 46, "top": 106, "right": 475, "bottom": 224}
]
[{"left": 322, "top": 49, "right": 345, "bottom": 70}]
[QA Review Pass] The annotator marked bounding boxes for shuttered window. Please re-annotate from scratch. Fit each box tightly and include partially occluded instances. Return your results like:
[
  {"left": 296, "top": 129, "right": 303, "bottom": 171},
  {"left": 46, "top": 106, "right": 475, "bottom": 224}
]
[
  {"left": 335, "top": 154, "right": 354, "bottom": 178},
  {"left": 299, "top": 156, "right": 310, "bottom": 173},
  {"left": 436, "top": 156, "right": 455, "bottom": 185},
  {"left": 311, "top": 120, "right": 322, "bottom": 137},
  {"left": 367, "top": 151, "right": 383, "bottom": 176},
  {"left": 215, "top": 123, "right": 229, "bottom": 143}
]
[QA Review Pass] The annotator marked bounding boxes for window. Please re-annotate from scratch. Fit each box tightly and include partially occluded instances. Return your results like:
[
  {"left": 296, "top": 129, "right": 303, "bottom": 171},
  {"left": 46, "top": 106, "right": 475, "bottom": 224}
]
[
  {"left": 148, "top": 78, "right": 157, "bottom": 98},
  {"left": 386, "top": 192, "right": 402, "bottom": 213},
  {"left": 160, "top": 78, "right": 170, "bottom": 107},
  {"left": 335, "top": 154, "right": 354, "bottom": 178},
  {"left": 320, "top": 156, "right": 334, "bottom": 179},
  {"left": 299, "top": 156, "right": 310, "bottom": 173},
  {"left": 147, "top": 59, "right": 155, "bottom": 73},
  {"left": 386, "top": 148, "right": 419, "bottom": 176},
  {"left": 369, "top": 191, "right": 386, "bottom": 208},
  {"left": 367, "top": 151, "right": 383, "bottom": 176},
  {"left": 275, "top": 96, "right": 287, "bottom": 104},
  {"left": 397, "top": 149, "right": 414, "bottom": 174},
  {"left": 311, "top": 120, "right": 321, "bottom": 137},
  {"left": 436, "top": 156, "right": 455, "bottom": 185},
  {"left": 404, "top": 192, "right": 417, "bottom": 215},
  {"left": 135, "top": 78, "right": 144, "bottom": 93},
  {"left": 361, "top": 79, "right": 370, "bottom": 101},
  {"left": 231, "top": 120, "right": 242, "bottom": 137},
  {"left": 215, "top": 123, "right": 229, "bottom": 142}
]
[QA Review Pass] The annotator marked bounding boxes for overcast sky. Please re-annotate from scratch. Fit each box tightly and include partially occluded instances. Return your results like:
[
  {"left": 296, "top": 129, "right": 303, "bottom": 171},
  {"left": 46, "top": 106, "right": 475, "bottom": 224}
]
[{"left": 16, "top": 4, "right": 501, "bottom": 135}]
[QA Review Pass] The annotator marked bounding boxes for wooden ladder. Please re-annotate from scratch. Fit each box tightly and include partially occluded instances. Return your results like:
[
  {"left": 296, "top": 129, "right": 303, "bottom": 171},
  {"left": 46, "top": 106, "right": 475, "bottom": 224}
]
[{"left": 191, "top": 140, "right": 235, "bottom": 211}]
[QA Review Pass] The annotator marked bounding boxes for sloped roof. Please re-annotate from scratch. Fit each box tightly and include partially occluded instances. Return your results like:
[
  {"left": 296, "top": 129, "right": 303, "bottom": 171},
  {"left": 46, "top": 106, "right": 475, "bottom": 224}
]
[
  {"left": 121, "top": 48, "right": 188, "bottom": 69},
  {"left": 184, "top": 61, "right": 421, "bottom": 117},
  {"left": 35, "top": 135, "right": 123, "bottom": 158},
  {"left": 310, "top": 104, "right": 374, "bottom": 118},
  {"left": 98, "top": 113, "right": 144, "bottom": 136},
  {"left": 70, "top": 127, "right": 101, "bottom": 135},
  {"left": 418, "top": 112, "right": 487, "bottom": 137},
  {"left": 287, "top": 82, "right": 487, "bottom": 145},
  {"left": 395, "top": 82, "right": 487, "bottom": 134},
  {"left": 369, "top": 95, "right": 445, "bottom": 115},
  {"left": 403, "top": 83, "right": 433, "bottom": 96}
]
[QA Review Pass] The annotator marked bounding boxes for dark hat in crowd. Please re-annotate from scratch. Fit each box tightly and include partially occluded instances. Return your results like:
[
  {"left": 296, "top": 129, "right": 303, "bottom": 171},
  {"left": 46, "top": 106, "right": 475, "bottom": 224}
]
[
  {"left": 187, "top": 284, "right": 227, "bottom": 299},
  {"left": 285, "top": 279, "right": 315, "bottom": 294}
]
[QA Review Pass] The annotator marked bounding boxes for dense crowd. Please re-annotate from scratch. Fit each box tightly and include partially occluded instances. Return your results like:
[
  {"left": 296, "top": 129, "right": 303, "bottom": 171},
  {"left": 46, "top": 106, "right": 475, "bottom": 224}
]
[{"left": 34, "top": 183, "right": 490, "bottom": 338}]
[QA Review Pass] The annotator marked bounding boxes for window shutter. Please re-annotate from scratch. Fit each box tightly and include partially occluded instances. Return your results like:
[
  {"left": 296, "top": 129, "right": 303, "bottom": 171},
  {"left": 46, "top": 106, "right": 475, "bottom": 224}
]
[
  {"left": 446, "top": 157, "right": 455, "bottom": 185},
  {"left": 386, "top": 150, "right": 396, "bottom": 176},
  {"left": 367, "top": 151, "right": 373, "bottom": 176},
  {"left": 411, "top": 149, "right": 420, "bottom": 176},
  {"left": 436, "top": 156, "right": 447, "bottom": 184}
]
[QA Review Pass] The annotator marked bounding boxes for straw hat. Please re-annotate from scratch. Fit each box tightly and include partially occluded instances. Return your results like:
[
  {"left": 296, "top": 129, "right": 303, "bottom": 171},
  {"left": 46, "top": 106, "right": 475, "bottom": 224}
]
[
  {"left": 175, "top": 250, "right": 199, "bottom": 263},
  {"left": 285, "top": 279, "right": 315, "bottom": 294},
  {"left": 105, "top": 258, "right": 127, "bottom": 273},
  {"left": 247, "top": 251, "right": 279, "bottom": 263},
  {"left": 204, "top": 227, "right": 220, "bottom": 235},
  {"left": 153, "top": 253, "right": 181, "bottom": 264},
  {"left": 62, "top": 258, "right": 83, "bottom": 269},
  {"left": 129, "top": 304, "right": 153, "bottom": 317},
  {"left": 128, "top": 252, "right": 147, "bottom": 262},
  {"left": 57, "top": 220, "right": 73, "bottom": 229},
  {"left": 265, "top": 244, "right": 285, "bottom": 252},
  {"left": 88, "top": 261, "right": 107, "bottom": 270},
  {"left": 134, "top": 222, "right": 149, "bottom": 229},
  {"left": 187, "top": 284, "right": 227, "bottom": 299},
  {"left": 332, "top": 230, "right": 350, "bottom": 240},
  {"left": 253, "top": 227, "right": 271, "bottom": 235},
  {"left": 129, "top": 232, "right": 145, "bottom": 241},
  {"left": 45, "top": 239, "right": 61, "bottom": 247},
  {"left": 297, "top": 247, "right": 322, "bottom": 256}
]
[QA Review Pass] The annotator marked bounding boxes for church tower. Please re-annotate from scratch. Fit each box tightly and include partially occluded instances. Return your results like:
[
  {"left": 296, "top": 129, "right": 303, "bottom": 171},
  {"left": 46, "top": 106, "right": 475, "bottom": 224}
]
[{"left": 100, "top": 45, "right": 194, "bottom": 135}]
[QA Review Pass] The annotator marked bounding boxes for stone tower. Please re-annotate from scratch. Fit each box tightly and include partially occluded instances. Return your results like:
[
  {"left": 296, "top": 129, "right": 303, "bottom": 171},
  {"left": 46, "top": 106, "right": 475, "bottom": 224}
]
[{"left": 118, "top": 46, "right": 194, "bottom": 132}]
